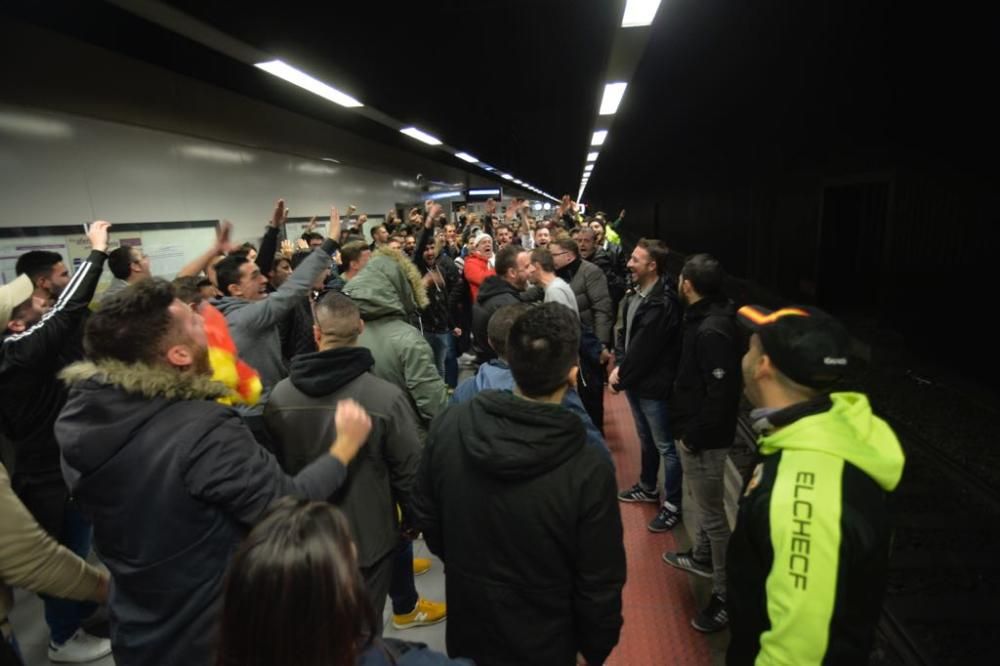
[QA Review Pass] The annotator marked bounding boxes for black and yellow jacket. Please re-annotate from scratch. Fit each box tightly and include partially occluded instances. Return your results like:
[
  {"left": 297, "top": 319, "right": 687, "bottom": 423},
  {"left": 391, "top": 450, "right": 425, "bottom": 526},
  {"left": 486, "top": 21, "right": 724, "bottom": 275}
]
[{"left": 727, "top": 393, "right": 905, "bottom": 666}]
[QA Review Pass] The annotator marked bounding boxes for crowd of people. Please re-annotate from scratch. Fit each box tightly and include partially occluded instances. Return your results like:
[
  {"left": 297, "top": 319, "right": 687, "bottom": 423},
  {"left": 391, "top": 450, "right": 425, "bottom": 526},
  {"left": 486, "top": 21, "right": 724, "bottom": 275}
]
[{"left": 0, "top": 195, "right": 905, "bottom": 666}]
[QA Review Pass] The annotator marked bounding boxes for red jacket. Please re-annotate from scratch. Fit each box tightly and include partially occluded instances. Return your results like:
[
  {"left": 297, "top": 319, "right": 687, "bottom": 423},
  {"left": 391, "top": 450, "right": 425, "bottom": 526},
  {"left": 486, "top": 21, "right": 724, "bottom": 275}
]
[{"left": 463, "top": 253, "right": 494, "bottom": 303}]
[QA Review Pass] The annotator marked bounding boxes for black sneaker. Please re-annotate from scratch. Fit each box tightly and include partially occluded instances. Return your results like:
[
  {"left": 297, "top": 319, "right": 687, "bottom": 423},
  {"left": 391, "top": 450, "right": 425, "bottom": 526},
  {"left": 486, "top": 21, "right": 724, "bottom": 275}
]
[
  {"left": 662, "top": 550, "right": 713, "bottom": 578},
  {"left": 617, "top": 483, "right": 659, "bottom": 503},
  {"left": 647, "top": 504, "right": 682, "bottom": 532},
  {"left": 691, "top": 594, "right": 728, "bottom": 633}
]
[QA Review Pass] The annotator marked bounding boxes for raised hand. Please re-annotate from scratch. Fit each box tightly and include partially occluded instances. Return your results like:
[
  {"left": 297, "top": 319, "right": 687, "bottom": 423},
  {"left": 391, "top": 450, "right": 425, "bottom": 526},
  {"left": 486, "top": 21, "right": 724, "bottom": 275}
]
[
  {"left": 270, "top": 199, "right": 288, "bottom": 228},
  {"left": 215, "top": 220, "right": 234, "bottom": 255},
  {"left": 329, "top": 399, "right": 372, "bottom": 465},
  {"left": 280, "top": 239, "right": 294, "bottom": 258},
  {"left": 328, "top": 206, "right": 341, "bottom": 242},
  {"left": 305, "top": 216, "right": 318, "bottom": 232},
  {"left": 86, "top": 220, "right": 112, "bottom": 253},
  {"left": 295, "top": 238, "right": 309, "bottom": 251}
]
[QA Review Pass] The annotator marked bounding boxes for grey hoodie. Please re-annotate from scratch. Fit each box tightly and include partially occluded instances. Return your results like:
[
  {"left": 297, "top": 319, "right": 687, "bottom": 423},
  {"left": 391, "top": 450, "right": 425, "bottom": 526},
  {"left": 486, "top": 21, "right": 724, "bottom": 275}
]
[{"left": 213, "top": 239, "right": 336, "bottom": 391}]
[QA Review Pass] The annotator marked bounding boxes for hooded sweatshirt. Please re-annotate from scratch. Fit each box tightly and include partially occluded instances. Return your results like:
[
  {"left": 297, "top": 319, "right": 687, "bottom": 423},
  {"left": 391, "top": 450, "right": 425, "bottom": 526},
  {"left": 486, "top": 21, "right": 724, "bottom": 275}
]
[
  {"left": 727, "top": 392, "right": 905, "bottom": 666},
  {"left": 343, "top": 249, "right": 447, "bottom": 427},
  {"left": 451, "top": 360, "right": 611, "bottom": 463},
  {"left": 265, "top": 346, "right": 421, "bottom": 569},
  {"left": 414, "top": 390, "right": 626, "bottom": 666}
]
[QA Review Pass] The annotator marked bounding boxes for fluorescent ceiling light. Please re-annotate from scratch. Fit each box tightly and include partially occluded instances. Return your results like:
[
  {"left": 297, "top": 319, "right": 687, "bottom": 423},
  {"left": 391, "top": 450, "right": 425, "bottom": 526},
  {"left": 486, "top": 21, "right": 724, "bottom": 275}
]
[
  {"left": 584, "top": 164, "right": 594, "bottom": 171},
  {"left": 501, "top": 173, "right": 514, "bottom": 180},
  {"left": 400, "top": 127, "right": 442, "bottom": 145},
  {"left": 469, "top": 188, "right": 501, "bottom": 196},
  {"left": 586, "top": 151, "right": 599, "bottom": 162},
  {"left": 543, "top": 203, "right": 552, "bottom": 211},
  {"left": 455, "top": 152, "right": 478, "bottom": 163},
  {"left": 482, "top": 165, "right": 495, "bottom": 171},
  {"left": 622, "top": 0, "right": 662, "bottom": 27},
  {"left": 513, "top": 179, "right": 524, "bottom": 185},
  {"left": 591, "top": 130, "right": 608, "bottom": 146},
  {"left": 599, "top": 82, "right": 628, "bottom": 115},
  {"left": 255, "top": 60, "right": 363, "bottom": 108}
]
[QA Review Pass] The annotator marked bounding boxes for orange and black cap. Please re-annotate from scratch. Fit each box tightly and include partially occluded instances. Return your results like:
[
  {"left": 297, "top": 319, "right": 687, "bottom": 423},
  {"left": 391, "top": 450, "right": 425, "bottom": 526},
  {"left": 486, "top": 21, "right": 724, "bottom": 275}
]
[{"left": 737, "top": 305, "right": 850, "bottom": 389}]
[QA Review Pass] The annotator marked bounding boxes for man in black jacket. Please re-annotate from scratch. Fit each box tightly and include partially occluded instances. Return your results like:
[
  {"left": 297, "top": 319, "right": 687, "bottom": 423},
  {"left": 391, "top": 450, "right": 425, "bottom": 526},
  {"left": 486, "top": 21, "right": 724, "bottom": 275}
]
[
  {"left": 471, "top": 244, "right": 532, "bottom": 363},
  {"left": 415, "top": 303, "right": 625, "bottom": 666},
  {"left": 611, "top": 239, "right": 684, "bottom": 533},
  {"left": 0, "top": 221, "right": 113, "bottom": 663},
  {"left": 413, "top": 213, "right": 462, "bottom": 386},
  {"left": 661, "top": 254, "right": 744, "bottom": 633},
  {"left": 265, "top": 291, "right": 421, "bottom": 630},
  {"left": 55, "top": 278, "right": 371, "bottom": 666}
]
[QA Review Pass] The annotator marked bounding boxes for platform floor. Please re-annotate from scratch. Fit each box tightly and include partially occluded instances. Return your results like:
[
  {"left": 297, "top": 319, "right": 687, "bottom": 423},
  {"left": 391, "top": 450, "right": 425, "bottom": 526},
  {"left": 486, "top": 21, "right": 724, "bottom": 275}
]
[{"left": 9, "top": 388, "right": 728, "bottom": 665}]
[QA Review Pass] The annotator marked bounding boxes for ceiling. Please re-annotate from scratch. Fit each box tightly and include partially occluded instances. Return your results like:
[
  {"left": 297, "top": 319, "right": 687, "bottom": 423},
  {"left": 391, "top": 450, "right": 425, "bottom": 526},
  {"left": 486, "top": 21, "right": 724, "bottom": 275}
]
[{"left": 5, "top": 1, "right": 997, "bottom": 209}]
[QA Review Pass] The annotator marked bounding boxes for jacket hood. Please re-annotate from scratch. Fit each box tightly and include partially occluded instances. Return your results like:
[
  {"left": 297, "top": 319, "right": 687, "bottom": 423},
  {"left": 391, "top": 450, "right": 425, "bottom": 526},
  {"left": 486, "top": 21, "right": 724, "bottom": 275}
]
[
  {"left": 474, "top": 360, "right": 515, "bottom": 393},
  {"left": 212, "top": 296, "right": 251, "bottom": 316},
  {"left": 476, "top": 275, "right": 520, "bottom": 305},
  {"left": 456, "top": 390, "right": 585, "bottom": 480},
  {"left": 289, "top": 346, "right": 374, "bottom": 397},
  {"left": 759, "top": 392, "right": 905, "bottom": 491},
  {"left": 60, "top": 360, "right": 231, "bottom": 401},
  {"left": 58, "top": 360, "right": 231, "bottom": 479},
  {"left": 343, "top": 248, "right": 428, "bottom": 321}
]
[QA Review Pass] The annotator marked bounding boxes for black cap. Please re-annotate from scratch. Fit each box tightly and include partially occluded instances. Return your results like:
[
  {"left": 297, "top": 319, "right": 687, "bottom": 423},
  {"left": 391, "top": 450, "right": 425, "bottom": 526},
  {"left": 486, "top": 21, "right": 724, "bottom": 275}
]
[{"left": 737, "top": 305, "right": 850, "bottom": 389}]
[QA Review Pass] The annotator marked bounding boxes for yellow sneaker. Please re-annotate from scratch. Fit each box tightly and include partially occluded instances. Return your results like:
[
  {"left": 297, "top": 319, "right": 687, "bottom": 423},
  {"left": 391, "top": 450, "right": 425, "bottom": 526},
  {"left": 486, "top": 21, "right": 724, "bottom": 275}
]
[
  {"left": 413, "top": 557, "right": 432, "bottom": 576},
  {"left": 392, "top": 598, "right": 447, "bottom": 629}
]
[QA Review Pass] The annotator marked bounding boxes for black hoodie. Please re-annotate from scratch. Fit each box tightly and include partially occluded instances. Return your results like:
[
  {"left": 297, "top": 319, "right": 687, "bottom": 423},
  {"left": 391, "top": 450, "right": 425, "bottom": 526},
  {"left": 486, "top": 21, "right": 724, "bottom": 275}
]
[
  {"left": 414, "top": 390, "right": 626, "bottom": 666},
  {"left": 471, "top": 275, "right": 522, "bottom": 361},
  {"left": 265, "top": 346, "right": 422, "bottom": 568}
]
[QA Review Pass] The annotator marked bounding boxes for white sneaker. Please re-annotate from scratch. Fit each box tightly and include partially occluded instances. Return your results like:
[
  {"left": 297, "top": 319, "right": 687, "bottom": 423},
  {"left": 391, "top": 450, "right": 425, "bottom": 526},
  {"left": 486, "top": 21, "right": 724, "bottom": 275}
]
[
  {"left": 47, "top": 629, "right": 112, "bottom": 663},
  {"left": 458, "top": 352, "right": 477, "bottom": 366}
]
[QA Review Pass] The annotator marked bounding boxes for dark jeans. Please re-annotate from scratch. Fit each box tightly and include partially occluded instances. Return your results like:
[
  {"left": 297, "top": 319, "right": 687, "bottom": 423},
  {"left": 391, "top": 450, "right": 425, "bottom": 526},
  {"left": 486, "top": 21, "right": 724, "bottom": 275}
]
[
  {"left": 361, "top": 547, "right": 397, "bottom": 635},
  {"left": 625, "top": 391, "right": 683, "bottom": 508},
  {"left": 389, "top": 540, "right": 419, "bottom": 616},
  {"left": 424, "top": 332, "right": 458, "bottom": 389},
  {"left": 42, "top": 502, "right": 98, "bottom": 644}
]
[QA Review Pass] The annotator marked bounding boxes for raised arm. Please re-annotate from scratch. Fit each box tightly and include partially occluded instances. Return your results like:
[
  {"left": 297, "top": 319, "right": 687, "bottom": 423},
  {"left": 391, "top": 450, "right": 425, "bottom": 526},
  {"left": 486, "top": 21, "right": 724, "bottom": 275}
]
[{"left": 177, "top": 221, "right": 233, "bottom": 278}]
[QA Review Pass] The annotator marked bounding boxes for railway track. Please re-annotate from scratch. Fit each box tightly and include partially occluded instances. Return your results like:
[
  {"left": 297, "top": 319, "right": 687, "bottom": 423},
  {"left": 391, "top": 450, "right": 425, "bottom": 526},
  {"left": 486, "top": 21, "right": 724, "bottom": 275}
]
[{"left": 873, "top": 416, "right": 1000, "bottom": 665}]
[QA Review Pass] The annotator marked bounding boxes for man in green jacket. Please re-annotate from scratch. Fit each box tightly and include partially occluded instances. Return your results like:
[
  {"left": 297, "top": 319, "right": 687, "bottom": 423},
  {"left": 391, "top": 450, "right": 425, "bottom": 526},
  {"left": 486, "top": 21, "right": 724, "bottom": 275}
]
[
  {"left": 343, "top": 247, "right": 448, "bottom": 429},
  {"left": 728, "top": 305, "right": 905, "bottom": 666}
]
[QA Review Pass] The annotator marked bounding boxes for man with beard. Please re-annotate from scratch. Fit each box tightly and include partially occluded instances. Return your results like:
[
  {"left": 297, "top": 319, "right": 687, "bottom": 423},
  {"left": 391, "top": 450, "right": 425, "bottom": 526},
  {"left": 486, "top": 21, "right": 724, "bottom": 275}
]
[
  {"left": 660, "top": 254, "right": 743, "bottom": 633},
  {"left": 471, "top": 245, "right": 532, "bottom": 363},
  {"left": 611, "top": 239, "right": 684, "bottom": 533},
  {"left": 1, "top": 223, "right": 113, "bottom": 663},
  {"left": 55, "top": 278, "right": 371, "bottom": 666},
  {"left": 14, "top": 250, "right": 72, "bottom": 305}
]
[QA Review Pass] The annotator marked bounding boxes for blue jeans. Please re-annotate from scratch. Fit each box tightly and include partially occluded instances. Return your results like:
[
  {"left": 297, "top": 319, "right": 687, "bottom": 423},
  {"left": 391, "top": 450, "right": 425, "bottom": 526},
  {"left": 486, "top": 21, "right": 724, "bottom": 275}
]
[
  {"left": 424, "top": 332, "right": 458, "bottom": 388},
  {"left": 625, "top": 391, "right": 683, "bottom": 508},
  {"left": 389, "top": 540, "right": 419, "bottom": 615},
  {"left": 42, "top": 503, "right": 98, "bottom": 644}
]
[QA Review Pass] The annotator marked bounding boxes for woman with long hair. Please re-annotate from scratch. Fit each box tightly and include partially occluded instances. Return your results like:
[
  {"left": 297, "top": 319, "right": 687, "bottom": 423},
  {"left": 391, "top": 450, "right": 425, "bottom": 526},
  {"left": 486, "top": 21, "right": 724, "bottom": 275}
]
[{"left": 217, "top": 498, "right": 469, "bottom": 666}]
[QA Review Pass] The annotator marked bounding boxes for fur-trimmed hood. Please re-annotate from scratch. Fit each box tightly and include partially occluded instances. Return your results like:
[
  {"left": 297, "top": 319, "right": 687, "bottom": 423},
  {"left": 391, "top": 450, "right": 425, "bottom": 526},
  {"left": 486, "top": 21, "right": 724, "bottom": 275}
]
[
  {"left": 342, "top": 247, "right": 429, "bottom": 321},
  {"left": 60, "top": 360, "right": 231, "bottom": 402}
]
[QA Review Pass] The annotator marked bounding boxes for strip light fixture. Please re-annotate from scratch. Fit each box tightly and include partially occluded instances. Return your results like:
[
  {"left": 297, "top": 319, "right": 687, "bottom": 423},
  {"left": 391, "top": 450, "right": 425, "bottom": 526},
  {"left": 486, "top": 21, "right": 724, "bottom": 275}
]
[
  {"left": 400, "top": 127, "right": 443, "bottom": 146},
  {"left": 621, "top": 0, "right": 662, "bottom": 27},
  {"left": 599, "top": 82, "right": 628, "bottom": 115},
  {"left": 255, "top": 60, "right": 363, "bottom": 108},
  {"left": 591, "top": 130, "right": 608, "bottom": 146},
  {"left": 586, "top": 152, "right": 599, "bottom": 162},
  {"left": 455, "top": 152, "right": 479, "bottom": 163}
]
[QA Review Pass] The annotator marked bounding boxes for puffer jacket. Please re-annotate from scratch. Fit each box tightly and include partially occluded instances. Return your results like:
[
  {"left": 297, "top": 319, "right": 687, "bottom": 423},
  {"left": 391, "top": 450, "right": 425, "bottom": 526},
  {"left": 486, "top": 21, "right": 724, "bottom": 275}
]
[
  {"left": 342, "top": 249, "right": 448, "bottom": 427},
  {"left": 55, "top": 360, "right": 348, "bottom": 666}
]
